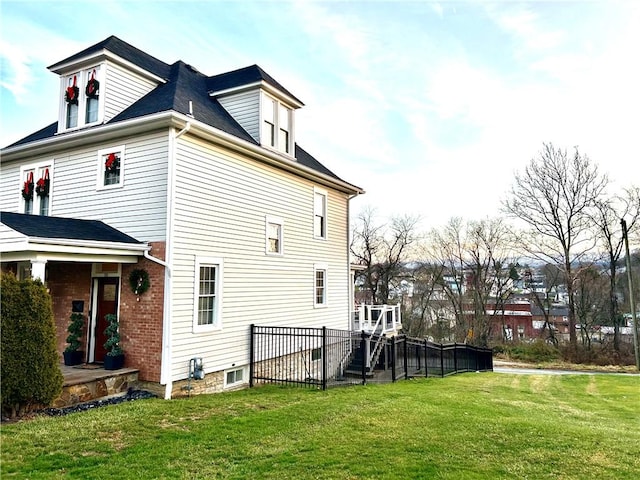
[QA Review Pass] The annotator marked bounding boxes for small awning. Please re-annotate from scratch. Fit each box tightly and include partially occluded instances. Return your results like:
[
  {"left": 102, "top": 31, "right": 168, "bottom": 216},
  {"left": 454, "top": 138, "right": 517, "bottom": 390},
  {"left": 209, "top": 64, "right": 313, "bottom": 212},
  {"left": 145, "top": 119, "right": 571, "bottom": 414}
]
[{"left": 0, "top": 212, "right": 148, "bottom": 264}]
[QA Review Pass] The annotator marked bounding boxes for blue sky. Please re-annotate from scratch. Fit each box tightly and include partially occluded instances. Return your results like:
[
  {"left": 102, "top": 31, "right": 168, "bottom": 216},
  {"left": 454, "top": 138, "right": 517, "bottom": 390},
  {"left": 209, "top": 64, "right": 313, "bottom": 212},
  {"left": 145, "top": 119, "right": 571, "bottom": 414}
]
[{"left": 2, "top": 0, "right": 639, "bottom": 227}]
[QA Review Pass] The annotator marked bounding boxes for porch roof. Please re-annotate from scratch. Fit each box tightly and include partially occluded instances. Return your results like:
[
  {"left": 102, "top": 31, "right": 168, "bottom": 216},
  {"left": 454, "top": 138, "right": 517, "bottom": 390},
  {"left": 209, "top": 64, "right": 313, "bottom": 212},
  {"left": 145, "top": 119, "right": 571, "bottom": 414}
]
[{"left": 0, "top": 212, "right": 148, "bottom": 263}]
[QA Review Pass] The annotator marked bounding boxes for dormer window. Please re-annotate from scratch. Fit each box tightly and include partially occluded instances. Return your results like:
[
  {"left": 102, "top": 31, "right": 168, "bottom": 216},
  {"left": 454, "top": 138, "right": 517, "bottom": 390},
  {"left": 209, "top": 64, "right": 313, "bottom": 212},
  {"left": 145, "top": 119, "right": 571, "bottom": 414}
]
[
  {"left": 261, "top": 93, "right": 293, "bottom": 155},
  {"left": 60, "top": 66, "right": 102, "bottom": 132}
]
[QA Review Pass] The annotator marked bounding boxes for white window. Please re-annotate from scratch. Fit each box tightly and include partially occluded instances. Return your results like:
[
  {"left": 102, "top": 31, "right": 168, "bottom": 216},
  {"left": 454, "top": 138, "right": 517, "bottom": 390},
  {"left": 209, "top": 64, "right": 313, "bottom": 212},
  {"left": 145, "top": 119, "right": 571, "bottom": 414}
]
[
  {"left": 193, "top": 257, "right": 223, "bottom": 332},
  {"left": 278, "top": 104, "right": 291, "bottom": 154},
  {"left": 313, "top": 188, "right": 327, "bottom": 239},
  {"left": 262, "top": 96, "right": 276, "bottom": 148},
  {"left": 261, "top": 93, "right": 293, "bottom": 154},
  {"left": 265, "top": 216, "right": 284, "bottom": 255},
  {"left": 314, "top": 263, "right": 328, "bottom": 307},
  {"left": 20, "top": 163, "right": 52, "bottom": 216},
  {"left": 224, "top": 367, "right": 247, "bottom": 388},
  {"left": 60, "top": 66, "right": 102, "bottom": 132},
  {"left": 97, "top": 145, "right": 125, "bottom": 189}
]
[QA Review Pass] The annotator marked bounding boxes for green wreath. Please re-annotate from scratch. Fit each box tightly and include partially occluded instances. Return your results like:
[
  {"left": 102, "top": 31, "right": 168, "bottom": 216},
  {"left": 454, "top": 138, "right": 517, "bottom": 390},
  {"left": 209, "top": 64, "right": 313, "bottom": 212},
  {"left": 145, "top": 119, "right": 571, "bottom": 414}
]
[{"left": 129, "top": 269, "right": 150, "bottom": 296}]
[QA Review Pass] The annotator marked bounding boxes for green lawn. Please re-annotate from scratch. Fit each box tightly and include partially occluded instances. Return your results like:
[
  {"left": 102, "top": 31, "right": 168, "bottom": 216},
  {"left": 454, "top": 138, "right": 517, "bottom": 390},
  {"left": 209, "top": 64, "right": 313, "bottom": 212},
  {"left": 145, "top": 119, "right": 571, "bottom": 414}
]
[{"left": 2, "top": 373, "right": 639, "bottom": 479}]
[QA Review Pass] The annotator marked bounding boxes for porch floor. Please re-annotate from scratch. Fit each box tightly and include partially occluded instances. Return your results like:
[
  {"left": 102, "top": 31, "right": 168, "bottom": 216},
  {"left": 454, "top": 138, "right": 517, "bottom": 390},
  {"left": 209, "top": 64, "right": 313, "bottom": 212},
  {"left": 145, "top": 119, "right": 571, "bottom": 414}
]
[{"left": 54, "top": 364, "right": 140, "bottom": 408}]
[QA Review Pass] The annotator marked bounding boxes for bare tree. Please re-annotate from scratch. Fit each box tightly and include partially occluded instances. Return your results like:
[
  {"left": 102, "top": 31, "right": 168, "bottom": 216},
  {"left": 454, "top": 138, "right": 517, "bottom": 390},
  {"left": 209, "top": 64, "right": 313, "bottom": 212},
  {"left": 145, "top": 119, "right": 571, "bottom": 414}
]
[
  {"left": 503, "top": 143, "right": 608, "bottom": 349},
  {"left": 426, "top": 217, "right": 517, "bottom": 346},
  {"left": 401, "top": 261, "right": 447, "bottom": 338},
  {"left": 574, "top": 265, "right": 609, "bottom": 349},
  {"left": 351, "top": 207, "right": 419, "bottom": 304},
  {"left": 525, "top": 263, "right": 563, "bottom": 344},
  {"left": 427, "top": 218, "right": 468, "bottom": 341},
  {"left": 591, "top": 187, "right": 640, "bottom": 351},
  {"left": 465, "top": 218, "right": 517, "bottom": 347}
]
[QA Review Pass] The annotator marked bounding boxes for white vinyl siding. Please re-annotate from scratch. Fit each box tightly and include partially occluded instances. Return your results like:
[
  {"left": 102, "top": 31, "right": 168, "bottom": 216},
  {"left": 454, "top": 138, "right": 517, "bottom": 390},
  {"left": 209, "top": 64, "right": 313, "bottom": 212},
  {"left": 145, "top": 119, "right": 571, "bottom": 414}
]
[
  {"left": 168, "top": 135, "right": 351, "bottom": 382},
  {"left": 217, "top": 90, "right": 260, "bottom": 142},
  {"left": 0, "top": 132, "right": 169, "bottom": 242},
  {"left": 103, "top": 61, "right": 158, "bottom": 123}
]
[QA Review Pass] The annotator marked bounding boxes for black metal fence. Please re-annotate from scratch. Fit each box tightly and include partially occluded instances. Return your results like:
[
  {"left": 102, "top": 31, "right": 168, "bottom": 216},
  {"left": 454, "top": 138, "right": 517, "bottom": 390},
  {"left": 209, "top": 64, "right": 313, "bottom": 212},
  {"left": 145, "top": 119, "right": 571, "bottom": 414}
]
[{"left": 250, "top": 325, "right": 493, "bottom": 390}]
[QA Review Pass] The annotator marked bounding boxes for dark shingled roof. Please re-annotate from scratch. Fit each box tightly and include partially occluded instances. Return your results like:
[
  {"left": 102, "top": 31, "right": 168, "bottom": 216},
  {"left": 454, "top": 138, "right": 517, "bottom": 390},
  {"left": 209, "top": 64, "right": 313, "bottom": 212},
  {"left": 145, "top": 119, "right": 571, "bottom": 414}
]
[
  {"left": 111, "top": 61, "right": 256, "bottom": 144},
  {"left": 207, "top": 65, "right": 303, "bottom": 105},
  {"left": 0, "top": 212, "right": 143, "bottom": 244},
  {"left": 5, "top": 36, "right": 354, "bottom": 187},
  {"left": 48, "top": 35, "right": 171, "bottom": 80}
]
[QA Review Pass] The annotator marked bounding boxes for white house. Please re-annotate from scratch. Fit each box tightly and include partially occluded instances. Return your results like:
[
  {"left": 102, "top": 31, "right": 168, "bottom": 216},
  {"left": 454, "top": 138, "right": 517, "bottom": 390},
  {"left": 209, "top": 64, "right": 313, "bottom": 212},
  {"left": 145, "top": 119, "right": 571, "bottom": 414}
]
[{"left": 0, "top": 36, "right": 363, "bottom": 398}]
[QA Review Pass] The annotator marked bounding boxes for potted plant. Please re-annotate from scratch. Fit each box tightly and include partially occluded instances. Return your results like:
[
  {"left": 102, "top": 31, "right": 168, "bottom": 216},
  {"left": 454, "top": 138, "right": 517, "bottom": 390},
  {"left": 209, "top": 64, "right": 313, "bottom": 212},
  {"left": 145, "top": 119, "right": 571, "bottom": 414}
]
[
  {"left": 103, "top": 313, "right": 125, "bottom": 370},
  {"left": 63, "top": 312, "right": 84, "bottom": 366}
]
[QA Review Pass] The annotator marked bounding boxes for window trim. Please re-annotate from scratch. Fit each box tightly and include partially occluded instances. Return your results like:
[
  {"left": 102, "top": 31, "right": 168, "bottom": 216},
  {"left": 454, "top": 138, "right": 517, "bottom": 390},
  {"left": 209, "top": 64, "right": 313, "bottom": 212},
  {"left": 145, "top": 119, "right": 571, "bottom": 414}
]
[
  {"left": 224, "top": 366, "right": 247, "bottom": 389},
  {"left": 97, "top": 145, "right": 125, "bottom": 190},
  {"left": 20, "top": 162, "right": 53, "bottom": 216},
  {"left": 58, "top": 65, "right": 104, "bottom": 133},
  {"left": 260, "top": 92, "right": 293, "bottom": 155},
  {"left": 313, "top": 187, "right": 328, "bottom": 240},
  {"left": 314, "top": 263, "right": 328, "bottom": 308},
  {"left": 265, "top": 215, "right": 284, "bottom": 256},
  {"left": 193, "top": 257, "right": 224, "bottom": 333}
]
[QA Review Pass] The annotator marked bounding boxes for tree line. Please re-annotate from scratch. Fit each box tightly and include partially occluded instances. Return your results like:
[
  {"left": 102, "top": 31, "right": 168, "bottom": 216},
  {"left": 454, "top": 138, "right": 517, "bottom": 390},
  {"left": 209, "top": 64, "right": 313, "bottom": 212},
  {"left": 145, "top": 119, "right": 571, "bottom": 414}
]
[{"left": 351, "top": 142, "right": 640, "bottom": 356}]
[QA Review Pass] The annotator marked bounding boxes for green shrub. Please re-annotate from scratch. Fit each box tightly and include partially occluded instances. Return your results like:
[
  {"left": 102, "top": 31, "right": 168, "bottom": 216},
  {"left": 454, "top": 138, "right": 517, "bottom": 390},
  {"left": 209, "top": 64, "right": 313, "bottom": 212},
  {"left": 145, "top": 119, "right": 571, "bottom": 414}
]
[
  {"left": 494, "top": 340, "right": 561, "bottom": 363},
  {"left": 65, "top": 312, "right": 84, "bottom": 353},
  {"left": 1, "top": 272, "right": 63, "bottom": 418},
  {"left": 104, "top": 313, "right": 123, "bottom": 356}
]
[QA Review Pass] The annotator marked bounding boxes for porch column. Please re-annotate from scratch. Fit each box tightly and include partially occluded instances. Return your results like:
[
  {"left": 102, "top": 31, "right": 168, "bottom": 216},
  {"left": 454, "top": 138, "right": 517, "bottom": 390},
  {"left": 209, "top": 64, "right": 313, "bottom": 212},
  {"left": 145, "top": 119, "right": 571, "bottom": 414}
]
[{"left": 30, "top": 259, "right": 47, "bottom": 282}]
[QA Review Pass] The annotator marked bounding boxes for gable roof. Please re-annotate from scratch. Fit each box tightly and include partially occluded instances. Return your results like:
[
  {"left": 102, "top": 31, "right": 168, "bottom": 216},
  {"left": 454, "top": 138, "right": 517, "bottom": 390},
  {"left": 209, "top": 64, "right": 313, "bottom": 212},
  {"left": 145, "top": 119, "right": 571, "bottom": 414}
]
[
  {"left": 48, "top": 35, "right": 171, "bottom": 80},
  {"left": 4, "top": 36, "right": 361, "bottom": 192},
  {"left": 207, "top": 64, "right": 303, "bottom": 106},
  {"left": 110, "top": 61, "right": 256, "bottom": 144},
  {"left": 0, "top": 212, "right": 143, "bottom": 244}
]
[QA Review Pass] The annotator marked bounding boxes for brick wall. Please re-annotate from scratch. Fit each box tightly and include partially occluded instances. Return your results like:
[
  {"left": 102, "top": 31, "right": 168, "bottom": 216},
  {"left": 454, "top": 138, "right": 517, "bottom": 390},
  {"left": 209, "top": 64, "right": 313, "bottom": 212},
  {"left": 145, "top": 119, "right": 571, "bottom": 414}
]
[
  {"left": 47, "top": 262, "right": 93, "bottom": 363},
  {"left": 119, "top": 242, "right": 166, "bottom": 383}
]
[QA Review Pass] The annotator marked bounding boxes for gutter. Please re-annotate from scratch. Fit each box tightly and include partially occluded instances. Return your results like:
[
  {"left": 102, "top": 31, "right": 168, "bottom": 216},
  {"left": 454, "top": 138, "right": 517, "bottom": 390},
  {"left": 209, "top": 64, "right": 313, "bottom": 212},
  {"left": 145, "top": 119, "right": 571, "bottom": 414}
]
[{"left": 1, "top": 112, "right": 363, "bottom": 196}]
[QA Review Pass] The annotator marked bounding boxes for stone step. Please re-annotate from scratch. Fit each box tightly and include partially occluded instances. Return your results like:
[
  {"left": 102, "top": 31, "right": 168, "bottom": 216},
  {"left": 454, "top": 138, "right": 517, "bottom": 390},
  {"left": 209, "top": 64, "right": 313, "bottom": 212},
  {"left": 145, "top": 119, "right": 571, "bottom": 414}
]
[{"left": 53, "top": 365, "right": 139, "bottom": 408}]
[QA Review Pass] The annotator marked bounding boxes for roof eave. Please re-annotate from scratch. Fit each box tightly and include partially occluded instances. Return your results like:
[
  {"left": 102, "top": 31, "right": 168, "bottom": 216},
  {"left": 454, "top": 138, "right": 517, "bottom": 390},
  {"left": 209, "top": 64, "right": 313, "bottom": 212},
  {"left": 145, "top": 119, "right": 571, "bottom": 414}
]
[
  {"left": 0, "top": 237, "right": 148, "bottom": 263},
  {"left": 0, "top": 112, "right": 178, "bottom": 162},
  {"left": 49, "top": 50, "right": 166, "bottom": 84},
  {"left": 185, "top": 119, "right": 364, "bottom": 195},
  {"left": 210, "top": 80, "right": 304, "bottom": 109},
  {"left": 1, "top": 111, "right": 363, "bottom": 195}
]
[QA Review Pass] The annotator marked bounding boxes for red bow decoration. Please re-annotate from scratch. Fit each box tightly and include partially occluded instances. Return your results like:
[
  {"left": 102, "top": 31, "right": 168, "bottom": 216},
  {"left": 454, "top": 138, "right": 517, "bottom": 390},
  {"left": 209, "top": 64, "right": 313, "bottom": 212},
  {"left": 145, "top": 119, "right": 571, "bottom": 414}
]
[
  {"left": 22, "top": 171, "right": 34, "bottom": 201},
  {"left": 105, "top": 153, "right": 119, "bottom": 171},
  {"left": 85, "top": 70, "right": 99, "bottom": 98},
  {"left": 65, "top": 75, "right": 79, "bottom": 104},
  {"left": 36, "top": 169, "right": 50, "bottom": 197}
]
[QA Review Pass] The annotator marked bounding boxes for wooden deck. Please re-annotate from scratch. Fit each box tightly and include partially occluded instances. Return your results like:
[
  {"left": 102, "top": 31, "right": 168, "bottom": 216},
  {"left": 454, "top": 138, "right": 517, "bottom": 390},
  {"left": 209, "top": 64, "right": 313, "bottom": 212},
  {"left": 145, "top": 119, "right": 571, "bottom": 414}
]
[{"left": 53, "top": 364, "right": 140, "bottom": 408}]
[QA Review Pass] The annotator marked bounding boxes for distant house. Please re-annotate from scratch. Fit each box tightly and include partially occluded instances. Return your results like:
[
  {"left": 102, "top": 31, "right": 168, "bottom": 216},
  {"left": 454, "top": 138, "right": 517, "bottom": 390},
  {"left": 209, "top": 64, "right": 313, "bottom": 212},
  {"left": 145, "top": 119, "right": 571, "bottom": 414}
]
[{"left": 0, "top": 36, "right": 363, "bottom": 398}]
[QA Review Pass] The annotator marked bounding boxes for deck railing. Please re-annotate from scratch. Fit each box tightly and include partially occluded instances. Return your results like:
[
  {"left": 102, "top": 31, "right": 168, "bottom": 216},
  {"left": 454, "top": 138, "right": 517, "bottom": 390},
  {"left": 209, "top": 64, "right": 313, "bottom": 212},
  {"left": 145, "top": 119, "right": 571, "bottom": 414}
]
[{"left": 352, "top": 304, "right": 402, "bottom": 335}]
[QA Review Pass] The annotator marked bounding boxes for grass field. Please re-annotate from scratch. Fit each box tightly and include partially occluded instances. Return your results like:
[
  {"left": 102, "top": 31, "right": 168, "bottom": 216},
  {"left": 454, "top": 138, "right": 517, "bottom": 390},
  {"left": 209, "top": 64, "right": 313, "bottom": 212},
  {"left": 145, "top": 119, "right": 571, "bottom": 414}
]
[{"left": 1, "top": 373, "right": 639, "bottom": 479}]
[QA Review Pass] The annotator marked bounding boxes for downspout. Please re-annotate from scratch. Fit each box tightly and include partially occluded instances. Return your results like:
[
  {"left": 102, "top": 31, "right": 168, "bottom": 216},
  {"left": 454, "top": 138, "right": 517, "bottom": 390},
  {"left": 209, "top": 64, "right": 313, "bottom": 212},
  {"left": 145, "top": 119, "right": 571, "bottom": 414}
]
[
  {"left": 161, "top": 121, "right": 191, "bottom": 400},
  {"left": 347, "top": 192, "right": 360, "bottom": 330},
  {"left": 144, "top": 249, "right": 167, "bottom": 267}
]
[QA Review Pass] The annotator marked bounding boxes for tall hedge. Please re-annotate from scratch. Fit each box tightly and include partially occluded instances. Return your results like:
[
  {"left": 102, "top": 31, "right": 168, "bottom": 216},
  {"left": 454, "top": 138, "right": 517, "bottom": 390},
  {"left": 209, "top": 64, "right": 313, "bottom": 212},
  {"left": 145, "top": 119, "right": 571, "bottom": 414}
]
[{"left": 1, "top": 272, "right": 63, "bottom": 417}]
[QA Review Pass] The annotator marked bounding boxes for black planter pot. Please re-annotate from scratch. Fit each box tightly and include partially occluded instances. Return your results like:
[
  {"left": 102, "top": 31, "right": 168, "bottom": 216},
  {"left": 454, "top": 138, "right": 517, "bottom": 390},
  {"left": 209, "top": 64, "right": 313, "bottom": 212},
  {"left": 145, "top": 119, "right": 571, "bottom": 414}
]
[
  {"left": 63, "top": 350, "right": 84, "bottom": 366},
  {"left": 103, "top": 354, "right": 125, "bottom": 370}
]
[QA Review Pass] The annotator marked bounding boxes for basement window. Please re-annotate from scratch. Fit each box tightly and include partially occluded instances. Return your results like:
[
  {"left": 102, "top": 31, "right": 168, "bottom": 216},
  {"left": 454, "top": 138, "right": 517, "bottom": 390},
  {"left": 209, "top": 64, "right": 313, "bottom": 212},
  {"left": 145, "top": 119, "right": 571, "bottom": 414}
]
[{"left": 225, "top": 367, "right": 246, "bottom": 388}]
